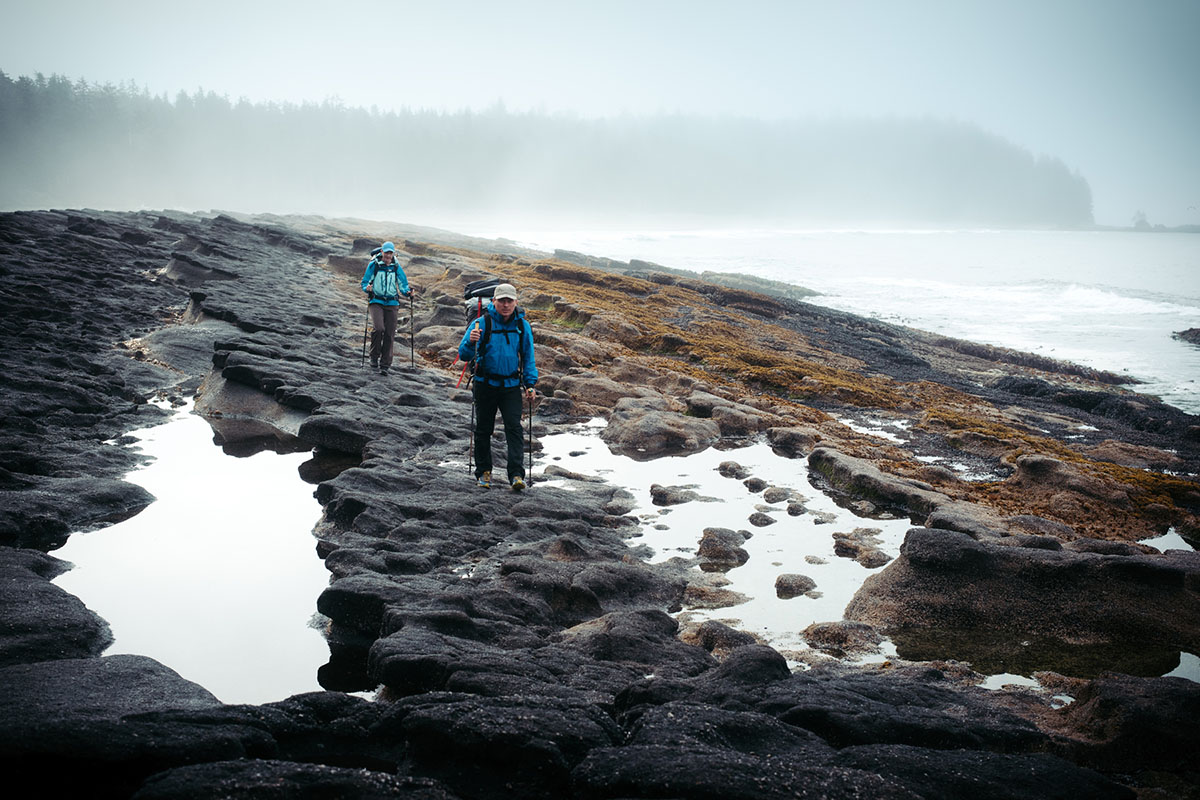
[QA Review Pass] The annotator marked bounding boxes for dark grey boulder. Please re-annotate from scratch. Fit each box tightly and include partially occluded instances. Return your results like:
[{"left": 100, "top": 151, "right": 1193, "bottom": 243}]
[
  {"left": 774, "top": 573, "right": 817, "bottom": 599},
  {"left": 298, "top": 414, "right": 371, "bottom": 455},
  {"left": 698, "top": 527, "right": 751, "bottom": 572},
  {"left": 133, "top": 760, "right": 460, "bottom": 800},
  {"left": 830, "top": 744, "right": 1133, "bottom": 800},
  {"left": 0, "top": 546, "right": 112, "bottom": 665},
  {"left": 601, "top": 396, "right": 721, "bottom": 459},
  {"left": 1051, "top": 672, "right": 1200, "bottom": 773},
  {"left": 388, "top": 693, "right": 622, "bottom": 800},
  {"left": 572, "top": 743, "right": 918, "bottom": 800},
  {"left": 0, "top": 654, "right": 271, "bottom": 798},
  {"left": 846, "top": 527, "right": 1200, "bottom": 674}
]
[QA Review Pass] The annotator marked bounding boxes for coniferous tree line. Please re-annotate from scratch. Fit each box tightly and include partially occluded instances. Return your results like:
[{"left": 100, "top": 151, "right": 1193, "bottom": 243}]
[{"left": 0, "top": 70, "right": 1094, "bottom": 227}]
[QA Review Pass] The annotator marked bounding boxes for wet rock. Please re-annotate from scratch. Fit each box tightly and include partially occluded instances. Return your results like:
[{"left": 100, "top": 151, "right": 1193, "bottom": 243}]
[
  {"left": 685, "top": 620, "right": 761, "bottom": 655},
  {"left": 5, "top": 209, "right": 1199, "bottom": 797},
  {"left": 581, "top": 312, "right": 643, "bottom": 344},
  {"left": 626, "top": 701, "right": 834, "bottom": 757},
  {"left": 649, "top": 483, "right": 704, "bottom": 506},
  {"left": 601, "top": 396, "right": 721, "bottom": 459},
  {"left": 698, "top": 527, "right": 751, "bottom": 572},
  {"left": 1083, "top": 439, "right": 1184, "bottom": 470},
  {"left": 924, "top": 499, "right": 1011, "bottom": 538},
  {"left": 1047, "top": 672, "right": 1200, "bottom": 774},
  {"left": 0, "top": 654, "right": 269, "bottom": 798},
  {"left": 830, "top": 744, "right": 1132, "bottom": 800},
  {"left": 849, "top": 499, "right": 878, "bottom": 516},
  {"left": 832, "top": 527, "right": 893, "bottom": 568},
  {"left": 748, "top": 511, "right": 777, "bottom": 527},
  {"left": 718, "top": 461, "right": 752, "bottom": 479},
  {"left": 766, "top": 425, "right": 822, "bottom": 458},
  {"left": 573, "top": 742, "right": 916, "bottom": 800},
  {"left": 1063, "top": 537, "right": 1147, "bottom": 556},
  {"left": 393, "top": 693, "right": 623, "bottom": 799},
  {"left": 754, "top": 665, "right": 1047, "bottom": 752},
  {"left": 554, "top": 609, "right": 715, "bottom": 678},
  {"left": 133, "top": 760, "right": 459, "bottom": 800},
  {"left": 0, "top": 547, "right": 113, "bottom": 665},
  {"left": 846, "top": 527, "right": 1200, "bottom": 671},
  {"left": 775, "top": 573, "right": 817, "bottom": 599},
  {"left": 555, "top": 371, "right": 653, "bottom": 410},
  {"left": 762, "top": 486, "right": 798, "bottom": 504},
  {"left": 685, "top": 391, "right": 782, "bottom": 438},
  {"left": 743, "top": 476, "right": 769, "bottom": 492},
  {"left": 0, "top": 476, "right": 157, "bottom": 549},
  {"left": 803, "top": 621, "right": 884, "bottom": 658},
  {"left": 1012, "top": 454, "right": 1131, "bottom": 506},
  {"left": 682, "top": 575, "right": 750, "bottom": 610},
  {"left": 809, "top": 447, "right": 947, "bottom": 517}
]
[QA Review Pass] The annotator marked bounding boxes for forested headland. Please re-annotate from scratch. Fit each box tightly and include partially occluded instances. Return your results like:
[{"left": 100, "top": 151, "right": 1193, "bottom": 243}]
[{"left": 0, "top": 71, "right": 1094, "bottom": 227}]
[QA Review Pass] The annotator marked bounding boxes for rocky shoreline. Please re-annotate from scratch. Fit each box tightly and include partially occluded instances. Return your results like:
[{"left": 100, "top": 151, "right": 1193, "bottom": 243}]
[{"left": 1, "top": 209, "right": 1198, "bottom": 798}]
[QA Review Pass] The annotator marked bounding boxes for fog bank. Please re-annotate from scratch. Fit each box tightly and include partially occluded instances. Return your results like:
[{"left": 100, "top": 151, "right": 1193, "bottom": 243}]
[{"left": 1, "top": 72, "right": 1093, "bottom": 229}]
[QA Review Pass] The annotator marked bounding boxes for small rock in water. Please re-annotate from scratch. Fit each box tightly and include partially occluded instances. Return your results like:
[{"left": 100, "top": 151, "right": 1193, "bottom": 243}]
[
  {"left": 775, "top": 573, "right": 818, "bottom": 599},
  {"left": 743, "top": 477, "right": 768, "bottom": 493},
  {"left": 762, "top": 486, "right": 795, "bottom": 504},
  {"left": 803, "top": 620, "right": 884, "bottom": 658},
  {"left": 832, "top": 527, "right": 892, "bottom": 568},
  {"left": 718, "top": 461, "right": 751, "bottom": 479}
]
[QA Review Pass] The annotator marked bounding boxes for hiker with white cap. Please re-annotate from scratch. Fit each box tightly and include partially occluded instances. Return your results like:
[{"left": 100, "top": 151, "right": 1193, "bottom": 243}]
[
  {"left": 458, "top": 282, "right": 537, "bottom": 490},
  {"left": 360, "top": 242, "right": 410, "bottom": 375}
]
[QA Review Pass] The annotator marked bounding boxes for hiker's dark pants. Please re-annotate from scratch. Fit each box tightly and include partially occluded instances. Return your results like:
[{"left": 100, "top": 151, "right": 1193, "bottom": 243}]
[
  {"left": 473, "top": 382, "right": 524, "bottom": 480},
  {"left": 369, "top": 304, "right": 399, "bottom": 367}
]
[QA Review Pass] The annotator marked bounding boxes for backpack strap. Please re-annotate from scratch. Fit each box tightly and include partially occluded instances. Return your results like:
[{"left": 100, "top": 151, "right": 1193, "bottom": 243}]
[{"left": 474, "top": 312, "right": 527, "bottom": 385}]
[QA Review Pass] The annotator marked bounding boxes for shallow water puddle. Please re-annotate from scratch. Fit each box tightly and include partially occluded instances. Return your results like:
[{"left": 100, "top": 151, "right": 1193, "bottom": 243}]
[
  {"left": 538, "top": 422, "right": 911, "bottom": 664},
  {"left": 538, "top": 421, "right": 1200, "bottom": 687},
  {"left": 53, "top": 401, "right": 330, "bottom": 705}
]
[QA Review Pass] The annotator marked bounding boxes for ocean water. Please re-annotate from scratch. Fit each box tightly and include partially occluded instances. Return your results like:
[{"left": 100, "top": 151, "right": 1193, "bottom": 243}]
[{"left": 483, "top": 228, "right": 1200, "bottom": 415}]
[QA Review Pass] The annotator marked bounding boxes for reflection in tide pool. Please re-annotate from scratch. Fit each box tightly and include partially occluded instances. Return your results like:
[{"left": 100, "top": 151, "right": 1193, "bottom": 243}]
[
  {"left": 538, "top": 420, "right": 1200, "bottom": 687},
  {"left": 538, "top": 420, "right": 911, "bottom": 664},
  {"left": 54, "top": 401, "right": 329, "bottom": 705}
]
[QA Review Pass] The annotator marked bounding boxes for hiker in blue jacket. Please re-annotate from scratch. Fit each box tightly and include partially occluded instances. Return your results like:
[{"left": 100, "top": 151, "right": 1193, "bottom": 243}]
[
  {"left": 361, "top": 242, "right": 410, "bottom": 375},
  {"left": 458, "top": 283, "right": 537, "bottom": 491}
]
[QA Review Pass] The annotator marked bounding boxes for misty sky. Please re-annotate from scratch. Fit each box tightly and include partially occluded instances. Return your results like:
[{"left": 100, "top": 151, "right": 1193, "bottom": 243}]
[{"left": 2, "top": 0, "right": 1198, "bottom": 227}]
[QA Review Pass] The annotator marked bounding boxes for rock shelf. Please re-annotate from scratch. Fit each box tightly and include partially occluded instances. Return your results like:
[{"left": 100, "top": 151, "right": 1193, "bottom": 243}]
[{"left": 1, "top": 209, "right": 1197, "bottom": 798}]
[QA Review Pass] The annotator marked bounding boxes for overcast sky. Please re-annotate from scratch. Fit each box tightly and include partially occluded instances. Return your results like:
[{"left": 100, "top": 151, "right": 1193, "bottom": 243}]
[{"left": 3, "top": 0, "right": 1197, "bottom": 227}]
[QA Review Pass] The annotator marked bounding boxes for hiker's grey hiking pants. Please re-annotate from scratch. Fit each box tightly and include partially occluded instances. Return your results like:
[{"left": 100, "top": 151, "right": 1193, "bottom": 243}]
[
  {"left": 369, "top": 304, "right": 399, "bottom": 367},
  {"left": 473, "top": 383, "right": 524, "bottom": 481}
]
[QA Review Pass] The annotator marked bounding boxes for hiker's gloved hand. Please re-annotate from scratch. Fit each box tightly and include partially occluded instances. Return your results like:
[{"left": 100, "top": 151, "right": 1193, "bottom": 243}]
[{"left": 525, "top": 387, "right": 536, "bottom": 400}]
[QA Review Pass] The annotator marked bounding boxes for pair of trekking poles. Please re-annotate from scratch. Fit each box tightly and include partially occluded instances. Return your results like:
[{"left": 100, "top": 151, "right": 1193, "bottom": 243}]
[
  {"left": 360, "top": 291, "right": 415, "bottom": 369},
  {"left": 357, "top": 291, "right": 534, "bottom": 485}
]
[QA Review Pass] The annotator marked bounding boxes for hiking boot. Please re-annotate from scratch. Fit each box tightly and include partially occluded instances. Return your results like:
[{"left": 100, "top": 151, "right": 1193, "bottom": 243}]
[
  {"left": 370, "top": 358, "right": 379, "bottom": 369},
  {"left": 379, "top": 366, "right": 389, "bottom": 376},
  {"left": 476, "top": 471, "right": 491, "bottom": 488},
  {"left": 510, "top": 475, "right": 526, "bottom": 492}
]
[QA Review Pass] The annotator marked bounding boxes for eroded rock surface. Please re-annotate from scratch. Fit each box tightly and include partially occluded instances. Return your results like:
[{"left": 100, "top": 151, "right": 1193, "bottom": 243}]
[{"left": 1, "top": 209, "right": 1197, "bottom": 798}]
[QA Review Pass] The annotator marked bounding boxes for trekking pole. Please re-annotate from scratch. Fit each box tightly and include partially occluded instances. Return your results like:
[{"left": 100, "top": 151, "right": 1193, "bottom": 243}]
[
  {"left": 409, "top": 289, "right": 415, "bottom": 369},
  {"left": 361, "top": 303, "right": 369, "bottom": 368},
  {"left": 468, "top": 382, "right": 476, "bottom": 475},
  {"left": 527, "top": 388, "right": 533, "bottom": 485}
]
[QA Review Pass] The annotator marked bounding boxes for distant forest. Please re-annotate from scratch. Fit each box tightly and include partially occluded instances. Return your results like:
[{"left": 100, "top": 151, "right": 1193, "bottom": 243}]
[{"left": 0, "top": 71, "right": 1094, "bottom": 227}]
